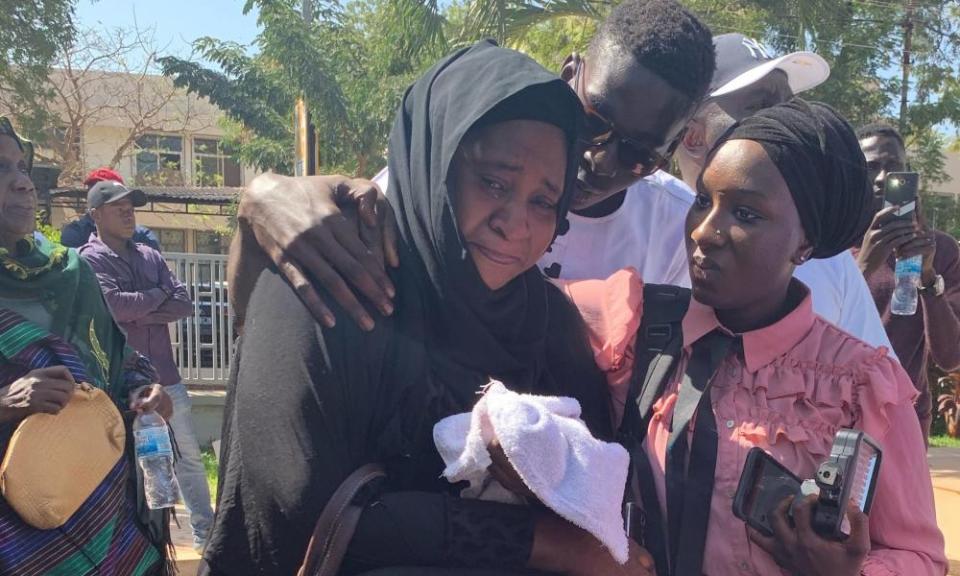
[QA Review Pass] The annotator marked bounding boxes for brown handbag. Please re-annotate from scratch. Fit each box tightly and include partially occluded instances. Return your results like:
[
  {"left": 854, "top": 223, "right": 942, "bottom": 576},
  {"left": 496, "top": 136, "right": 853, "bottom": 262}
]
[{"left": 298, "top": 463, "right": 387, "bottom": 576}]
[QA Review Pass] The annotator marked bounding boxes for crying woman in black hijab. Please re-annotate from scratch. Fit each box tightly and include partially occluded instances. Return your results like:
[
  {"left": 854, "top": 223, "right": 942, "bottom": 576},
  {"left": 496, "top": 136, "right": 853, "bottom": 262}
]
[{"left": 202, "top": 41, "right": 634, "bottom": 576}]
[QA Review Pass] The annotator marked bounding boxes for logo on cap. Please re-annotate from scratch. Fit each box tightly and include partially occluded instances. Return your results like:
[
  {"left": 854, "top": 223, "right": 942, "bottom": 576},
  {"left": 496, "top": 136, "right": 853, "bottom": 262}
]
[{"left": 741, "top": 37, "right": 771, "bottom": 60}]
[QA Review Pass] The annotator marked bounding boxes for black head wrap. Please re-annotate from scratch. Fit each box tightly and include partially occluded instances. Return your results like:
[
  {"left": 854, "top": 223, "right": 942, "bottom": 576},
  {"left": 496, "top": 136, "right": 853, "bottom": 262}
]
[
  {"left": 0, "top": 117, "right": 33, "bottom": 173},
  {"left": 387, "top": 39, "right": 584, "bottom": 392},
  {"left": 713, "top": 99, "right": 872, "bottom": 259}
]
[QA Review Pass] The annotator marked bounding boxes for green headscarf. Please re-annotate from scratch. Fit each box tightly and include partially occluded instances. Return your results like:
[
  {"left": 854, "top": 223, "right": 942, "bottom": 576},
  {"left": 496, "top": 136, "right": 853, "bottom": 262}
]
[{"left": 0, "top": 236, "right": 135, "bottom": 399}]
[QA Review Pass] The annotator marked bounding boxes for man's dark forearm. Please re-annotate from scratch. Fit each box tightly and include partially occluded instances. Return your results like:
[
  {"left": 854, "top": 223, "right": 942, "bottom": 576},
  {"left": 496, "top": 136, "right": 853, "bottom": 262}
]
[
  {"left": 921, "top": 291, "right": 960, "bottom": 372},
  {"left": 227, "top": 225, "right": 270, "bottom": 332}
]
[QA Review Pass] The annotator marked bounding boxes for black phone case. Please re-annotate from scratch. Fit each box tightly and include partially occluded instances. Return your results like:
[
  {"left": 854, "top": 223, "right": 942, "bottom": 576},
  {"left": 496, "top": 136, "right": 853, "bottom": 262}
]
[
  {"left": 884, "top": 172, "right": 919, "bottom": 221},
  {"left": 732, "top": 448, "right": 802, "bottom": 537}
]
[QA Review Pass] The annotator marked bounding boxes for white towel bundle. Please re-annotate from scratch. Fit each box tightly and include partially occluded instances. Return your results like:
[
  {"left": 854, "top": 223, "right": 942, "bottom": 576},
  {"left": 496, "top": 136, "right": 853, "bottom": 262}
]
[{"left": 433, "top": 381, "right": 631, "bottom": 564}]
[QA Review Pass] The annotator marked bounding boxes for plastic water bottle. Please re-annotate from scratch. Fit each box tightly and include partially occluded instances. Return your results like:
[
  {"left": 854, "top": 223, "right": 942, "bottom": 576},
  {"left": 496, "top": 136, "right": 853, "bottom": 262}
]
[
  {"left": 134, "top": 411, "right": 180, "bottom": 509},
  {"left": 891, "top": 254, "right": 923, "bottom": 316}
]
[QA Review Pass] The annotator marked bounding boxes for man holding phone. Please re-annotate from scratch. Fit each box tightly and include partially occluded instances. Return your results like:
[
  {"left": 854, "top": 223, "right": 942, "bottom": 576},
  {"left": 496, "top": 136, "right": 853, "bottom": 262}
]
[{"left": 855, "top": 123, "right": 960, "bottom": 442}]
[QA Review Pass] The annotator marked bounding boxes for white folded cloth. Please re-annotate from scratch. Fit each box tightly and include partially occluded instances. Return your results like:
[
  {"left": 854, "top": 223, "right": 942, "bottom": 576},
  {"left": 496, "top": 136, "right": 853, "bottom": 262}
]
[{"left": 433, "top": 381, "right": 630, "bottom": 564}]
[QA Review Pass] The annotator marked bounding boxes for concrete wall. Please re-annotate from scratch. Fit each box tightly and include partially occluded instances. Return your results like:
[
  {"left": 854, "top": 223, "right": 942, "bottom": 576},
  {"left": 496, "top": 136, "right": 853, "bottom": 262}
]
[
  {"left": 933, "top": 151, "right": 960, "bottom": 197},
  {"left": 188, "top": 389, "right": 226, "bottom": 449}
]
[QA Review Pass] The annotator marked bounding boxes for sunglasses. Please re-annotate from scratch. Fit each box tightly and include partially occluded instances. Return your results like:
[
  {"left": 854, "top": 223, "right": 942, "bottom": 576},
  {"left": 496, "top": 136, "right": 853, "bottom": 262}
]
[{"left": 573, "top": 59, "right": 685, "bottom": 177}]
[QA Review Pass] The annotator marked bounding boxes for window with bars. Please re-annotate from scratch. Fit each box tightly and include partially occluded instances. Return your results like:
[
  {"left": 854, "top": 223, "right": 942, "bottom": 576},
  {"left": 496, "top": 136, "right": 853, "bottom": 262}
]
[
  {"left": 193, "top": 138, "right": 242, "bottom": 187},
  {"left": 135, "top": 134, "right": 184, "bottom": 186},
  {"left": 156, "top": 228, "right": 186, "bottom": 253},
  {"left": 194, "top": 230, "right": 228, "bottom": 255}
]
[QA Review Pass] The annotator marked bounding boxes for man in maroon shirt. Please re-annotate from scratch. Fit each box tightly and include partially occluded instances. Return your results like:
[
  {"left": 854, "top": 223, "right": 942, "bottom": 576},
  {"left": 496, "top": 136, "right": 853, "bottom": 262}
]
[{"left": 855, "top": 123, "right": 960, "bottom": 442}]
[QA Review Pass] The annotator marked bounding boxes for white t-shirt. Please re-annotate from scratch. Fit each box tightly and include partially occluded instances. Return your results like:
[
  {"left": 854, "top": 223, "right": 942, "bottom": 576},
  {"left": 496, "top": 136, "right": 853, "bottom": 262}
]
[
  {"left": 372, "top": 167, "right": 894, "bottom": 352},
  {"left": 539, "top": 171, "right": 693, "bottom": 285}
]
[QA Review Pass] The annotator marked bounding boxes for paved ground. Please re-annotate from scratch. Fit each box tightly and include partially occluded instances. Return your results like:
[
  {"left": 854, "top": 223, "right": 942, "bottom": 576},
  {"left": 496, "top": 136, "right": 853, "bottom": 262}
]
[
  {"left": 171, "top": 448, "right": 960, "bottom": 575},
  {"left": 171, "top": 504, "right": 202, "bottom": 575},
  {"left": 929, "top": 447, "right": 960, "bottom": 575}
]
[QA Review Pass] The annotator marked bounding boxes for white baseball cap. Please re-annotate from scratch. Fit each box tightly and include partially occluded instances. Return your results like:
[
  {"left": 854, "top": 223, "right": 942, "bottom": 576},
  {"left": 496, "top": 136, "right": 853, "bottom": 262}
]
[{"left": 709, "top": 34, "right": 831, "bottom": 98}]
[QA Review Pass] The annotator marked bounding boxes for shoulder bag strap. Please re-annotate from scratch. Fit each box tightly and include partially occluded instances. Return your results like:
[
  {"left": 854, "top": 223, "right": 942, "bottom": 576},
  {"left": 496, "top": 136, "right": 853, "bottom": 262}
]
[{"left": 298, "top": 463, "right": 387, "bottom": 576}]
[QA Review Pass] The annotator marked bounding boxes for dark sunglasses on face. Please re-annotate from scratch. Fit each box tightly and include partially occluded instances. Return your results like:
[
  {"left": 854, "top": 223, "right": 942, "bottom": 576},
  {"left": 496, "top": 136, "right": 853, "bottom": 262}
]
[{"left": 573, "top": 59, "right": 685, "bottom": 177}]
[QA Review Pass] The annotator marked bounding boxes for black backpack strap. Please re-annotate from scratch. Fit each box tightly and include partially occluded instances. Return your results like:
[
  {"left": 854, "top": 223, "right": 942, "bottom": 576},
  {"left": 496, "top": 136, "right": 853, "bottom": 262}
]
[
  {"left": 620, "top": 284, "right": 690, "bottom": 576},
  {"left": 628, "top": 283, "right": 691, "bottom": 436}
]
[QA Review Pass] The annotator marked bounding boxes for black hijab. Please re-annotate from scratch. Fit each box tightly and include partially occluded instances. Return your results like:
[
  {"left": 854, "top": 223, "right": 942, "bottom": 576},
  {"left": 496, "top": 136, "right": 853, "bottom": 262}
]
[
  {"left": 387, "top": 39, "right": 584, "bottom": 393},
  {"left": 714, "top": 98, "right": 873, "bottom": 259}
]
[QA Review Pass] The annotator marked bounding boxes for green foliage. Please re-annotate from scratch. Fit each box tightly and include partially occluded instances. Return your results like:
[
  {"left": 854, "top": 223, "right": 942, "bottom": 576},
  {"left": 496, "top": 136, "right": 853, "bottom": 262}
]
[
  {"left": 513, "top": 16, "right": 596, "bottom": 70},
  {"left": 36, "top": 218, "right": 61, "bottom": 245},
  {"left": 922, "top": 194, "right": 960, "bottom": 239},
  {"left": 160, "top": 37, "right": 296, "bottom": 174},
  {"left": 675, "top": 1, "right": 958, "bottom": 194},
  {"left": 202, "top": 448, "right": 218, "bottom": 502},
  {"left": 157, "top": 0, "right": 960, "bottom": 185},
  {"left": 161, "top": 0, "right": 440, "bottom": 177},
  {"left": 929, "top": 435, "right": 960, "bottom": 448},
  {"left": 0, "top": 1, "right": 75, "bottom": 134}
]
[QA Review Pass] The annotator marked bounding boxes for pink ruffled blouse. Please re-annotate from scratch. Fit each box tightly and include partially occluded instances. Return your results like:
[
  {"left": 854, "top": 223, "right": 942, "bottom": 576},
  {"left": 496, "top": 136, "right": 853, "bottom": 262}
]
[{"left": 559, "top": 268, "right": 946, "bottom": 576}]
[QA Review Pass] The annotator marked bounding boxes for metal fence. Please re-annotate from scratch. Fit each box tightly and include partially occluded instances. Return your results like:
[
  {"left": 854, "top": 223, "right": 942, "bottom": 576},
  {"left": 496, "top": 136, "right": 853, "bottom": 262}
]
[{"left": 164, "top": 252, "right": 234, "bottom": 387}]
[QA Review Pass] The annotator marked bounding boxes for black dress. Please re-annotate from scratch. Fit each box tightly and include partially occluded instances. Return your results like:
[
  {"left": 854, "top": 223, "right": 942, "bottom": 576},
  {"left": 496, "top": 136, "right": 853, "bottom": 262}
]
[
  {"left": 202, "top": 268, "right": 608, "bottom": 575},
  {"left": 202, "top": 40, "right": 605, "bottom": 576}
]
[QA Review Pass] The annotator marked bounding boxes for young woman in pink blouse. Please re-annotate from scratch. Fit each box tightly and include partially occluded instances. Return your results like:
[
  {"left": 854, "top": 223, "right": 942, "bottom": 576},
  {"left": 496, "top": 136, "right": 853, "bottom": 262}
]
[{"left": 562, "top": 100, "right": 947, "bottom": 576}]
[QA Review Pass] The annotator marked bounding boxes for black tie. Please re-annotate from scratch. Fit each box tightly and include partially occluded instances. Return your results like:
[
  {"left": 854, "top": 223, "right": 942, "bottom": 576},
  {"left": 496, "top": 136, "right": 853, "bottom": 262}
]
[{"left": 665, "top": 331, "right": 738, "bottom": 576}]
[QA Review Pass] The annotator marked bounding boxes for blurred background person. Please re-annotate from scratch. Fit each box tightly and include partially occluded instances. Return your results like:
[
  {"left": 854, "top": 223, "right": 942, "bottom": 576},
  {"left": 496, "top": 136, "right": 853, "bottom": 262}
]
[
  {"left": 60, "top": 167, "right": 161, "bottom": 251},
  {"left": 855, "top": 123, "right": 960, "bottom": 443}
]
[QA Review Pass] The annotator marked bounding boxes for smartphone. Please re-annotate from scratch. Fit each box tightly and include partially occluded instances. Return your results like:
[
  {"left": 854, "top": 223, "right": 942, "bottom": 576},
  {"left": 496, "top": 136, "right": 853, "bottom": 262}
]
[
  {"left": 733, "top": 448, "right": 802, "bottom": 537},
  {"left": 883, "top": 172, "right": 920, "bottom": 220}
]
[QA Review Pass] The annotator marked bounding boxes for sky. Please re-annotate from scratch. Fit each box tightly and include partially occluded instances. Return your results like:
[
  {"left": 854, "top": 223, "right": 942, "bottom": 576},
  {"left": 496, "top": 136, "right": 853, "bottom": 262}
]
[{"left": 74, "top": 0, "right": 262, "bottom": 60}]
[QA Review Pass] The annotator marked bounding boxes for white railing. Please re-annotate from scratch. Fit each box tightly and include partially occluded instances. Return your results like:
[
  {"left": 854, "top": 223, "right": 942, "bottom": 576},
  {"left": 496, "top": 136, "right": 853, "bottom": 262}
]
[{"left": 164, "top": 252, "right": 234, "bottom": 387}]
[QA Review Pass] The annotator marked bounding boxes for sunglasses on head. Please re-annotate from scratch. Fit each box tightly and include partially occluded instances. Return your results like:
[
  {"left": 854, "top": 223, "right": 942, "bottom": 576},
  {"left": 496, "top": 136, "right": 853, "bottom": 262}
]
[{"left": 573, "top": 59, "right": 685, "bottom": 177}]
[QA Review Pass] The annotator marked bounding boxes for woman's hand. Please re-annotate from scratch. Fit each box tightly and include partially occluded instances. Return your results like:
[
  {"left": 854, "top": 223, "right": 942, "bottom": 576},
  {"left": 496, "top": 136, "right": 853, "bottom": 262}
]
[
  {"left": 748, "top": 495, "right": 869, "bottom": 576},
  {"left": 129, "top": 383, "right": 173, "bottom": 421},
  {"left": 487, "top": 438, "right": 537, "bottom": 500},
  {"left": 0, "top": 366, "right": 76, "bottom": 423},
  {"left": 529, "top": 511, "right": 655, "bottom": 576},
  {"left": 236, "top": 173, "right": 399, "bottom": 330}
]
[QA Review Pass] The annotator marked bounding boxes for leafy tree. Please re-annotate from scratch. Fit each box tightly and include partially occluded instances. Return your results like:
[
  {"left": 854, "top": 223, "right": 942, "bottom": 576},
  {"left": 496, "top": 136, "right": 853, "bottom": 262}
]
[
  {"left": 162, "top": 0, "right": 440, "bottom": 177},
  {"left": 512, "top": 16, "right": 596, "bottom": 70},
  {"left": 0, "top": 1, "right": 76, "bottom": 134},
  {"left": 1, "top": 24, "right": 218, "bottom": 186}
]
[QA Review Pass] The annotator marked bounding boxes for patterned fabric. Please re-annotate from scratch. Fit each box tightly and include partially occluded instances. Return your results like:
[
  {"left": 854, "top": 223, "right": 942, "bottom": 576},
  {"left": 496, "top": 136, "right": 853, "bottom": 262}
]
[
  {"left": 0, "top": 308, "right": 88, "bottom": 386},
  {"left": 0, "top": 459, "right": 160, "bottom": 576},
  {"left": 445, "top": 495, "right": 534, "bottom": 570},
  {"left": 0, "top": 237, "right": 67, "bottom": 281},
  {"left": 0, "top": 235, "right": 150, "bottom": 401},
  {"left": 0, "top": 309, "right": 163, "bottom": 576}
]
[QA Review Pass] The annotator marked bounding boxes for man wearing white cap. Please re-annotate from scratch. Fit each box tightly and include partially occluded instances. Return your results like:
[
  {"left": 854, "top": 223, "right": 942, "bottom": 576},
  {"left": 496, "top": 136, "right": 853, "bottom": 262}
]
[{"left": 669, "top": 34, "right": 893, "bottom": 351}]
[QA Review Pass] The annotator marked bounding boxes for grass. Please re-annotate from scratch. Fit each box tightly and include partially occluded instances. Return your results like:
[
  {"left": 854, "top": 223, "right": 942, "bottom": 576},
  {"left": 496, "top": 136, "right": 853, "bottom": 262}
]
[
  {"left": 930, "top": 435, "right": 960, "bottom": 448},
  {"left": 202, "top": 448, "right": 218, "bottom": 501}
]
